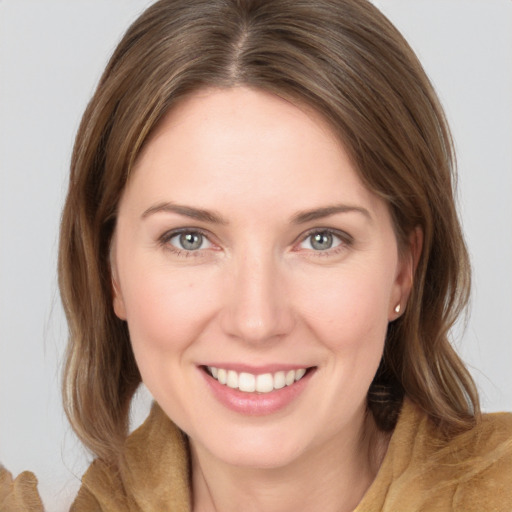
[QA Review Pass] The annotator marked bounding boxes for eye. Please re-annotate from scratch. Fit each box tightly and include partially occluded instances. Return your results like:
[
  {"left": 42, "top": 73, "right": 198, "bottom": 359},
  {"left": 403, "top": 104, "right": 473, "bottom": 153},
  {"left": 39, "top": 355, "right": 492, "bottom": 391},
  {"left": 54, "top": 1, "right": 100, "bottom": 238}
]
[
  {"left": 167, "top": 231, "right": 212, "bottom": 251},
  {"left": 298, "top": 230, "right": 346, "bottom": 251}
]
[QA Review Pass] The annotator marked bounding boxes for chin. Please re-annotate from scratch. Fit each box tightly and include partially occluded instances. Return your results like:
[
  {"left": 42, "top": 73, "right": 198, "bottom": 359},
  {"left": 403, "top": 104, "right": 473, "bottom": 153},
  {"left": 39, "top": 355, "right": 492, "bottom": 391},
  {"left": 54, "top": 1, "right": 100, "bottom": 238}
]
[
  {"left": 191, "top": 422, "right": 318, "bottom": 470},
  {"left": 215, "top": 444, "right": 305, "bottom": 470}
]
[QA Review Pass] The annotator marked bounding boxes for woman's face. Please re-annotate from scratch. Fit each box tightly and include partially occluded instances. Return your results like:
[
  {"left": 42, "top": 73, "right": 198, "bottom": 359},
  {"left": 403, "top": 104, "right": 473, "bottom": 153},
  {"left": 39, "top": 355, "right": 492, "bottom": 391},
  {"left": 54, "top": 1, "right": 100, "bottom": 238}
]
[{"left": 111, "top": 87, "right": 413, "bottom": 469}]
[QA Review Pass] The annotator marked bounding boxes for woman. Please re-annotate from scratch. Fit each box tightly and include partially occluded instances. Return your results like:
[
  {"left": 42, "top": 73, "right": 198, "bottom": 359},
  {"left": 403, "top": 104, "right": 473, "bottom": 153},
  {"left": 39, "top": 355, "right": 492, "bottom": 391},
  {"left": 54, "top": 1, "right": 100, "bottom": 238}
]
[{"left": 52, "top": 0, "right": 512, "bottom": 510}]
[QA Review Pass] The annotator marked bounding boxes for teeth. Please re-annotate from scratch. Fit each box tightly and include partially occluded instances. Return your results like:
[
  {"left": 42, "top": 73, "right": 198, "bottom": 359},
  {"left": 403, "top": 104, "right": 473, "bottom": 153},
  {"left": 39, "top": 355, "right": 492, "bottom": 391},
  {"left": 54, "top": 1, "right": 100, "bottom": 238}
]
[
  {"left": 207, "top": 366, "right": 308, "bottom": 393},
  {"left": 227, "top": 370, "right": 238, "bottom": 389},
  {"left": 239, "top": 372, "right": 255, "bottom": 392},
  {"left": 217, "top": 368, "right": 227, "bottom": 385},
  {"left": 274, "top": 371, "right": 286, "bottom": 389},
  {"left": 295, "top": 368, "right": 306, "bottom": 381},
  {"left": 256, "top": 373, "right": 274, "bottom": 393}
]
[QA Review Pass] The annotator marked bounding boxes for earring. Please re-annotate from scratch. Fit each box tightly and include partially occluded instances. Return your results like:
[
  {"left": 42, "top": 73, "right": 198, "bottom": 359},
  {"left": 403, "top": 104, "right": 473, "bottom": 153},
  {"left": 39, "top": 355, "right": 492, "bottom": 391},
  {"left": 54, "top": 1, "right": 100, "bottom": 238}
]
[{"left": 394, "top": 304, "right": 401, "bottom": 314}]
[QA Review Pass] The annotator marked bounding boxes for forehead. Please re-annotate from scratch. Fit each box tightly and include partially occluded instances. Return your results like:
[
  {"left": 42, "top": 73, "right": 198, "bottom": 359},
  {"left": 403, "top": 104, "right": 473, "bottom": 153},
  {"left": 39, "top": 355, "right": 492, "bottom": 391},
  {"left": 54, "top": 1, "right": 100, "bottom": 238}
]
[
  {"left": 137, "top": 86, "right": 346, "bottom": 169},
  {"left": 122, "top": 86, "right": 384, "bottom": 219}
]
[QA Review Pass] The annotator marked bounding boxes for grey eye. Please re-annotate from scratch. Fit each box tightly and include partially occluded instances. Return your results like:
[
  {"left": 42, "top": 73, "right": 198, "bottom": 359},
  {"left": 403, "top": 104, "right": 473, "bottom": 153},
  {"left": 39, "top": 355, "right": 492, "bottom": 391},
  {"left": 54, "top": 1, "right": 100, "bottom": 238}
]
[
  {"left": 180, "top": 232, "right": 203, "bottom": 250},
  {"left": 310, "top": 231, "right": 334, "bottom": 250},
  {"left": 170, "top": 232, "right": 209, "bottom": 251},
  {"left": 298, "top": 230, "right": 345, "bottom": 252}
]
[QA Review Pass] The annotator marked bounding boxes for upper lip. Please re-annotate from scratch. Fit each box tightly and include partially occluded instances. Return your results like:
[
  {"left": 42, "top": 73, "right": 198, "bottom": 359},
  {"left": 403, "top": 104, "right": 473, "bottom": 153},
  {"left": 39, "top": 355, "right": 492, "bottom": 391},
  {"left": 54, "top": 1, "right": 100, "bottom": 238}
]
[{"left": 200, "top": 363, "right": 314, "bottom": 374}]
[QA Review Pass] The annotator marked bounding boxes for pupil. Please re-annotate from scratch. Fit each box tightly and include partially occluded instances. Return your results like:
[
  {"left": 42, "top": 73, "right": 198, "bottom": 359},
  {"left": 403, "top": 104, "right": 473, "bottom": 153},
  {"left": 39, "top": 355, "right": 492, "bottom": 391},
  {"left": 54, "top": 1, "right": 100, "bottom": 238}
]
[
  {"left": 311, "top": 232, "right": 332, "bottom": 250},
  {"left": 180, "top": 232, "right": 202, "bottom": 250}
]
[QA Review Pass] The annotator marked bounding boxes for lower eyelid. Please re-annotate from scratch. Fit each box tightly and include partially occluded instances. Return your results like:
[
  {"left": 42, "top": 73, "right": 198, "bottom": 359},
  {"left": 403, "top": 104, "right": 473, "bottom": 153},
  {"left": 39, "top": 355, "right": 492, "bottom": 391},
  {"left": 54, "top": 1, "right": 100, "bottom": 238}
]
[
  {"left": 158, "top": 229, "right": 352, "bottom": 256},
  {"left": 297, "top": 230, "right": 352, "bottom": 251},
  {"left": 159, "top": 229, "right": 213, "bottom": 251},
  {"left": 172, "top": 233, "right": 211, "bottom": 250}
]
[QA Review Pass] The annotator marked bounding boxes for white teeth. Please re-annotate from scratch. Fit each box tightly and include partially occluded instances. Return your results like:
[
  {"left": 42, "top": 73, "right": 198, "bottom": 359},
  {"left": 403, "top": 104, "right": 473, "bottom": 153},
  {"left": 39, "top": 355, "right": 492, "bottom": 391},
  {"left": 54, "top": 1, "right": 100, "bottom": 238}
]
[
  {"left": 217, "top": 368, "right": 227, "bottom": 385},
  {"left": 238, "top": 372, "right": 256, "bottom": 392},
  {"left": 274, "top": 371, "right": 286, "bottom": 389},
  {"left": 295, "top": 368, "right": 306, "bottom": 381},
  {"left": 256, "top": 373, "right": 274, "bottom": 393},
  {"left": 227, "top": 370, "right": 238, "bottom": 389},
  {"left": 207, "top": 366, "right": 309, "bottom": 393},
  {"left": 285, "top": 370, "right": 296, "bottom": 386}
]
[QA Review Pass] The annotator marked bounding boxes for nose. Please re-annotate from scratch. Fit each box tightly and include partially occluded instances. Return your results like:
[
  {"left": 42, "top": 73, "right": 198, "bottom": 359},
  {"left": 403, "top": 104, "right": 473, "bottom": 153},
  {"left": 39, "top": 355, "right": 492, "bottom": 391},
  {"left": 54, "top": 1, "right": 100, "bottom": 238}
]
[{"left": 219, "top": 249, "right": 295, "bottom": 345}]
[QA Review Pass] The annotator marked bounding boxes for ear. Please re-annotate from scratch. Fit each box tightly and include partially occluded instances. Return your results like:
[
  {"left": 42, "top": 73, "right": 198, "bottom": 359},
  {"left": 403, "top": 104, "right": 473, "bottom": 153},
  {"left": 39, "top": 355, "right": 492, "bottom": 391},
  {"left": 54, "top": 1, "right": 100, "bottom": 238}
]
[
  {"left": 110, "top": 236, "right": 127, "bottom": 321},
  {"left": 389, "top": 226, "right": 423, "bottom": 321}
]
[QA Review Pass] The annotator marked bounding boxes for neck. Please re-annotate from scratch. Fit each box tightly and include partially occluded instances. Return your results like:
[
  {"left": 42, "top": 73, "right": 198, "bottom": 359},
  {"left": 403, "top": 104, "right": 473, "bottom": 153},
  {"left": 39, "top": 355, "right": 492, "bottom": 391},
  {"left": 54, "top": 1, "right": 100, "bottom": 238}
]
[{"left": 190, "top": 410, "right": 390, "bottom": 512}]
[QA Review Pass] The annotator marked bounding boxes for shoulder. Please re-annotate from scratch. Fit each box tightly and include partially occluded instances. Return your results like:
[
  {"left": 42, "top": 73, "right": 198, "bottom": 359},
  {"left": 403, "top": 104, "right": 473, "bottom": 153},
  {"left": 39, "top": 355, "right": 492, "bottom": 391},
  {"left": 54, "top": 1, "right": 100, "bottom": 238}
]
[
  {"left": 70, "top": 458, "right": 130, "bottom": 512},
  {"left": 0, "top": 466, "right": 44, "bottom": 512},
  {"left": 416, "top": 408, "right": 512, "bottom": 481},
  {"left": 407, "top": 401, "right": 512, "bottom": 511},
  {"left": 392, "top": 398, "right": 512, "bottom": 465},
  {"left": 457, "top": 410, "right": 512, "bottom": 461},
  {"left": 358, "top": 400, "right": 512, "bottom": 512},
  {"left": 441, "top": 410, "right": 512, "bottom": 511},
  {"left": 70, "top": 402, "right": 190, "bottom": 512}
]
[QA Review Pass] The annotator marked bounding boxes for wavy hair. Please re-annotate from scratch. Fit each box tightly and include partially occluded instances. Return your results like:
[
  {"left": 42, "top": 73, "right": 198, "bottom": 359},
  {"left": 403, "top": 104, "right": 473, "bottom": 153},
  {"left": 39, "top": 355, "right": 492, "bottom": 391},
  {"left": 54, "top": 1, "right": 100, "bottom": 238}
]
[{"left": 59, "top": 0, "right": 479, "bottom": 464}]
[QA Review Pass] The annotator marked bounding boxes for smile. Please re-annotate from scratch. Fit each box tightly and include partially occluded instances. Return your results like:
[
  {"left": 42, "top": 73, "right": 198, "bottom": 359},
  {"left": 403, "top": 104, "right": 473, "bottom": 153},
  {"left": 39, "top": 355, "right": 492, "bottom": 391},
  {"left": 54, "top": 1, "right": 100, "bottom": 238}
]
[{"left": 206, "top": 366, "right": 308, "bottom": 393}]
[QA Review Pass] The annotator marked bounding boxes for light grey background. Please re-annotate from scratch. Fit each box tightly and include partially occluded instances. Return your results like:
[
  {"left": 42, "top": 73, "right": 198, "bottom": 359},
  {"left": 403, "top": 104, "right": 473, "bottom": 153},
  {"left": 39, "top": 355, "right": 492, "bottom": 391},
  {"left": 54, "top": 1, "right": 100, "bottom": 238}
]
[{"left": 1, "top": 1, "right": 511, "bottom": 510}]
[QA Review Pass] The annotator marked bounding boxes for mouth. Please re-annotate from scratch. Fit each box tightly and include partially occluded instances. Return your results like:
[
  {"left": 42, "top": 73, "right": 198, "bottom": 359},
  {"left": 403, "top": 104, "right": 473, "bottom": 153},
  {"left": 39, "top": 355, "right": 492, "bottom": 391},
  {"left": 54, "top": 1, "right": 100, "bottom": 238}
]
[{"left": 203, "top": 365, "right": 314, "bottom": 394}]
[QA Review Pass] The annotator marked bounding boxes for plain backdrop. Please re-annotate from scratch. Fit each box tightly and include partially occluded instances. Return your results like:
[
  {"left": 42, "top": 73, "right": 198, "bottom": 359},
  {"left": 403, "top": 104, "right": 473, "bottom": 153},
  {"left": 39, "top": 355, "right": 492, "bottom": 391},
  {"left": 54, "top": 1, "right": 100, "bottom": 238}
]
[{"left": 1, "top": 1, "right": 511, "bottom": 510}]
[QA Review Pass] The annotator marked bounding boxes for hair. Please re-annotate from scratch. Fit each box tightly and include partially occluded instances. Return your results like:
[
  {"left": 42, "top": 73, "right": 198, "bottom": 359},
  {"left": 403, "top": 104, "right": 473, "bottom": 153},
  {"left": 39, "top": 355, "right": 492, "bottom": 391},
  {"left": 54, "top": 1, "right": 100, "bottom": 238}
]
[{"left": 59, "top": 0, "right": 479, "bottom": 465}]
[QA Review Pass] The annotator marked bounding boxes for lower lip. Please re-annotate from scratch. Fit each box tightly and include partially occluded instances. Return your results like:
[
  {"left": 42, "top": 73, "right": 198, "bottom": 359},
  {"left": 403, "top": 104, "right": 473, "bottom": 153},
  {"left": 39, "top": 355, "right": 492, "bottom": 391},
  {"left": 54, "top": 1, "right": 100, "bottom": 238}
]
[{"left": 201, "top": 368, "right": 314, "bottom": 416}]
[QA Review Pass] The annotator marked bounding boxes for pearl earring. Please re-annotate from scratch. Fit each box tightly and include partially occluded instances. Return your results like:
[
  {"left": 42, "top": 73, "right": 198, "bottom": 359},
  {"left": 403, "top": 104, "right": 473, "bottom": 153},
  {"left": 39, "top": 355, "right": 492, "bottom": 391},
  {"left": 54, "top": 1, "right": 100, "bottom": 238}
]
[{"left": 394, "top": 304, "right": 401, "bottom": 314}]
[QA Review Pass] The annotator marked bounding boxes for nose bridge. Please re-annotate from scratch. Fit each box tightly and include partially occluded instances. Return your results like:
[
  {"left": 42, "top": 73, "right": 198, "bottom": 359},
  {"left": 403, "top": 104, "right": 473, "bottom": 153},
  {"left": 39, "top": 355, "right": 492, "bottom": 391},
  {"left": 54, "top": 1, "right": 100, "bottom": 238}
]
[{"left": 221, "top": 243, "right": 293, "bottom": 344}]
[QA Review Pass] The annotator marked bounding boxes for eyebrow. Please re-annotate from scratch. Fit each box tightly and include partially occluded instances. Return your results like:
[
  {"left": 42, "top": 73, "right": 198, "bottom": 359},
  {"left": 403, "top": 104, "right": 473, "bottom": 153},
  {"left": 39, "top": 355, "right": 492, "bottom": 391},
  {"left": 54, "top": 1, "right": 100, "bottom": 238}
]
[
  {"left": 141, "top": 202, "right": 228, "bottom": 224},
  {"left": 291, "top": 204, "right": 372, "bottom": 224},
  {"left": 141, "top": 202, "right": 371, "bottom": 225}
]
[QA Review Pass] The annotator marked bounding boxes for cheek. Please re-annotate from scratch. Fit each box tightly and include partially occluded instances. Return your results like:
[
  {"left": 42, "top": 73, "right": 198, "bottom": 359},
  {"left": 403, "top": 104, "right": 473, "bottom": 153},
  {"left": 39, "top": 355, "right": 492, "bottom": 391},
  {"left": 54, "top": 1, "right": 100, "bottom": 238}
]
[
  {"left": 120, "top": 262, "right": 218, "bottom": 360},
  {"left": 296, "top": 263, "right": 393, "bottom": 354}
]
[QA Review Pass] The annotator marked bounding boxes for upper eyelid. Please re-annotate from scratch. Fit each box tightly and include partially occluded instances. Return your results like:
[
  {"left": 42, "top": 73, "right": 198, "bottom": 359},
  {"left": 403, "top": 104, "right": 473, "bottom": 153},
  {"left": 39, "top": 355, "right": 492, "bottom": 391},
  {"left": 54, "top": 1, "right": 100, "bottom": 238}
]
[
  {"left": 157, "top": 226, "right": 352, "bottom": 250},
  {"left": 158, "top": 228, "right": 216, "bottom": 257},
  {"left": 296, "top": 227, "right": 353, "bottom": 245},
  {"left": 159, "top": 227, "right": 213, "bottom": 242},
  {"left": 293, "top": 230, "right": 354, "bottom": 258}
]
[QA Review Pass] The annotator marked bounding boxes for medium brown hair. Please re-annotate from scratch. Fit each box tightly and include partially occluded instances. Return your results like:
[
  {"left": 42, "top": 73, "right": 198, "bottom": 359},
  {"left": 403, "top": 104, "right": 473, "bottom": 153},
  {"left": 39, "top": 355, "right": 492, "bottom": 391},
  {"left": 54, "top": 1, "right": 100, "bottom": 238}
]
[{"left": 59, "top": 0, "right": 479, "bottom": 464}]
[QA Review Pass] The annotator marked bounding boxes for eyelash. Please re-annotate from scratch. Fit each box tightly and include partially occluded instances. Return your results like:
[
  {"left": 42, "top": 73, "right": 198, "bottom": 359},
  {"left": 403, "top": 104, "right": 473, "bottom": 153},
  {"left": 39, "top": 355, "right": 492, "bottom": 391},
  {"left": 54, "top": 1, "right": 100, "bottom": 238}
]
[
  {"left": 296, "top": 228, "right": 353, "bottom": 256},
  {"left": 158, "top": 228, "right": 353, "bottom": 257},
  {"left": 158, "top": 228, "right": 214, "bottom": 258}
]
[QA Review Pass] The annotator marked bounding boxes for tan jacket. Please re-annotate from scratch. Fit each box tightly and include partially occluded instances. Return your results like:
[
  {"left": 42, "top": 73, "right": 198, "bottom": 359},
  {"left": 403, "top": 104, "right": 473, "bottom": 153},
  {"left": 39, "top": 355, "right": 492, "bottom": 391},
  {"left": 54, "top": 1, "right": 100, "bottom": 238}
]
[
  {"left": 2, "top": 399, "right": 511, "bottom": 511},
  {"left": 70, "top": 399, "right": 512, "bottom": 512},
  {"left": 0, "top": 467, "right": 44, "bottom": 512}
]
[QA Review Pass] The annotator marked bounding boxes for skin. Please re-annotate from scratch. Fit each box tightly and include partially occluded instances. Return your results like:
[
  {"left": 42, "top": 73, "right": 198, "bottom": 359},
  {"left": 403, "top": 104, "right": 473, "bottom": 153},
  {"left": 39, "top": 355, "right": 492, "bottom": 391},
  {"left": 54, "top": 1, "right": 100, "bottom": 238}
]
[{"left": 111, "top": 87, "right": 417, "bottom": 512}]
